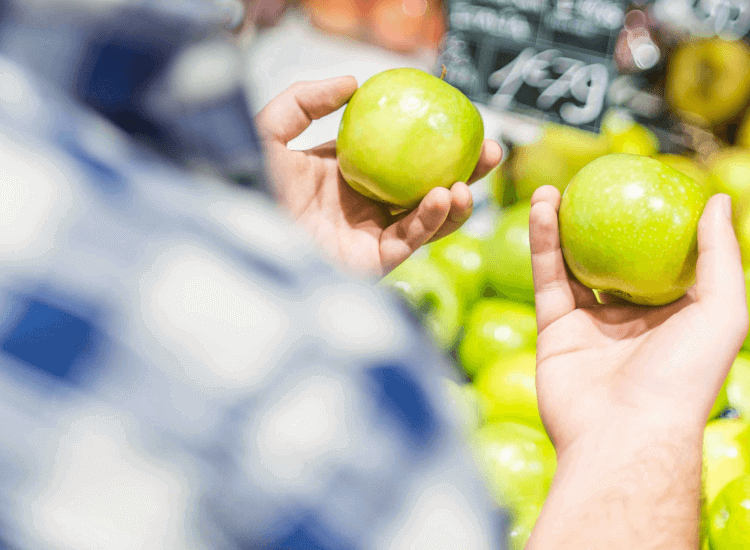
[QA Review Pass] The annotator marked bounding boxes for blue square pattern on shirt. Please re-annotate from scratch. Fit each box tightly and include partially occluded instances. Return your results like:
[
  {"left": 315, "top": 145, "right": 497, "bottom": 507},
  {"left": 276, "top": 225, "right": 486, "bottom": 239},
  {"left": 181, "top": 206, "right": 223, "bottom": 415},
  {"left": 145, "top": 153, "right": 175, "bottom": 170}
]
[
  {"left": 1, "top": 295, "right": 102, "bottom": 382},
  {"left": 368, "top": 365, "right": 438, "bottom": 451}
]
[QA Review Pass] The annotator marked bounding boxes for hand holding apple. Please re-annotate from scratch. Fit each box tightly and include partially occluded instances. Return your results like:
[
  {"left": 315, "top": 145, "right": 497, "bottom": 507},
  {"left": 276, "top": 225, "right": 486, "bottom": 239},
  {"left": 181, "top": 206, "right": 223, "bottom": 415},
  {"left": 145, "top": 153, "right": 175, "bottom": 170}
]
[
  {"left": 254, "top": 76, "right": 503, "bottom": 278},
  {"left": 525, "top": 187, "right": 748, "bottom": 550}
]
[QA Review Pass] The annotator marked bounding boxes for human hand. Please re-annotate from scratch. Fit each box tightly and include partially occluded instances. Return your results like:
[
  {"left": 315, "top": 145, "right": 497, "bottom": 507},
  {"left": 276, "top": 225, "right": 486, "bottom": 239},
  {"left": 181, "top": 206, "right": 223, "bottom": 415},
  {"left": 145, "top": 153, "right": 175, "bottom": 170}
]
[
  {"left": 529, "top": 186, "right": 748, "bottom": 451},
  {"left": 526, "top": 186, "right": 749, "bottom": 550},
  {"left": 255, "top": 76, "right": 503, "bottom": 278}
]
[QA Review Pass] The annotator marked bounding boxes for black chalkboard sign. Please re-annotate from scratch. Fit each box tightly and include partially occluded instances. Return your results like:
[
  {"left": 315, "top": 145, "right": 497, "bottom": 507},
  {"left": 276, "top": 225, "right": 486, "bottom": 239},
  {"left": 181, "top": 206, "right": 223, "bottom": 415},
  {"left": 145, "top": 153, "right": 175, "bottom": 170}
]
[{"left": 439, "top": 0, "right": 628, "bottom": 131}]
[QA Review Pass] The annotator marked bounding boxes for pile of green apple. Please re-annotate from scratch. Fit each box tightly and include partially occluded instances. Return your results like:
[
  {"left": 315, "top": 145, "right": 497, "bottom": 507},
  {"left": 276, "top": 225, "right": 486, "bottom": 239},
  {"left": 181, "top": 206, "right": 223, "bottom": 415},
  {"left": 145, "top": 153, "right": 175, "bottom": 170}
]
[{"left": 378, "top": 118, "right": 750, "bottom": 550}]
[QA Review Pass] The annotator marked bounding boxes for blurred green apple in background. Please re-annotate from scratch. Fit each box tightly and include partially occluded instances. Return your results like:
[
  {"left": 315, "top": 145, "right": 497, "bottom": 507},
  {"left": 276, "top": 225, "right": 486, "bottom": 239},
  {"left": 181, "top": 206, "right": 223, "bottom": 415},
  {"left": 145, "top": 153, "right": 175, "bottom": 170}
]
[
  {"left": 559, "top": 154, "right": 708, "bottom": 305},
  {"left": 667, "top": 37, "right": 750, "bottom": 126},
  {"left": 471, "top": 420, "right": 556, "bottom": 511},
  {"left": 703, "top": 418, "right": 750, "bottom": 507},
  {"left": 601, "top": 110, "right": 659, "bottom": 157},
  {"left": 337, "top": 68, "right": 484, "bottom": 209},
  {"left": 727, "top": 351, "right": 750, "bottom": 417},
  {"left": 458, "top": 299, "right": 537, "bottom": 377},
  {"left": 508, "top": 502, "right": 543, "bottom": 550},
  {"left": 708, "top": 474, "right": 750, "bottom": 550},
  {"left": 473, "top": 350, "right": 543, "bottom": 429},
  {"left": 510, "top": 124, "right": 608, "bottom": 200},
  {"left": 707, "top": 148, "right": 750, "bottom": 221},
  {"left": 484, "top": 201, "right": 535, "bottom": 303},
  {"left": 381, "top": 255, "right": 461, "bottom": 351},
  {"left": 655, "top": 153, "right": 708, "bottom": 190},
  {"left": 428, "top": 231, "right": 487, "bottom": 310}
]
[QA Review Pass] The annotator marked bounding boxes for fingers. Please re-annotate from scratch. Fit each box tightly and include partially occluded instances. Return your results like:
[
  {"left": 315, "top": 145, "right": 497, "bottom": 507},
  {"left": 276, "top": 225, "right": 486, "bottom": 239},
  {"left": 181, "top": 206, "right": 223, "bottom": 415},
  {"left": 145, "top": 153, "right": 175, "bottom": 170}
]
[
  {"left": 255, "top": 76, "right": 358, "bottom": 144},
  {"left": 425, "top": 182, "right": 474, "bottom": 243},
  {"left": 467, "top": 140, "right": 504, "bottom": 185},
  {"left": 379, "top": 187, "right": 452, "bottom": 274},
  {"left": 530, "top": 186, "right": 597, "bottom": 332},
  {"left": 694, "top": 193, "right": 749, "bottom": 342}
]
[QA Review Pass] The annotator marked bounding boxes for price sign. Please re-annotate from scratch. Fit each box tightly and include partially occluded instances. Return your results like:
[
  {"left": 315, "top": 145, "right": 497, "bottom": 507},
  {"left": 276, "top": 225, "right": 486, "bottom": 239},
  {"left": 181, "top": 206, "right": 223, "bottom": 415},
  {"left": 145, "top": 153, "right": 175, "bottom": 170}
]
[{"left": 440, "top": 0, "right": 628, "bottom": 131}]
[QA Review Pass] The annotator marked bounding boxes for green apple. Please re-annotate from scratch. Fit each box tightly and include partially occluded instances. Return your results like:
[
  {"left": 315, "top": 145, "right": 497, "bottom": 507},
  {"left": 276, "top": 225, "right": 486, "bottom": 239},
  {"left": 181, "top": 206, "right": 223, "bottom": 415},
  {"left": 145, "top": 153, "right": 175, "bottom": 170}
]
[
  {"left": 510, "top": 123, "right": 609, "bottom": 199},
  {"left": 484, "top": 201, "right": 535, "bottom": 303},
  {"left": 601, "top": 110, "right": 659, "bottom": 157},
  {"left": 667, "top": 38, "right": 750, "bottom": 126},
  {"left": 703, "top": 418, "right": 750, "bottom": 507},
  {"left": 473, "top": 350, "right": 543, "bottom": 429},
  {"left": 336, "top": 68, "right": 484, "bottom": 209},
  {"left": 708, "top": 474, "right": 750, "bottom": 550},
  {"left": 508, "top": 501, "right": 543, "bottom": 550},
  {"left": 655, "top": 154, "right": 709, "bottom": 190},
  {"left": 559, "top": 154, "right": 709, "bottom": 306},
  {"left": 381, "top": 255, "right": 461, "bottom": 351},
  {"left": 727, "top": 351, "right": 750, "bottom": 417},
  {"left": 471, "top": 420, "right": 556, "bottom": 510},
  {"left": 457, "top": 299, "right": 537, "bottom": 377},
  {"left": 707, "top": 148, "right": 750, "bottom": 220},
  {"left": 428, "top": 230, "right": 487, "bottom": 309}
]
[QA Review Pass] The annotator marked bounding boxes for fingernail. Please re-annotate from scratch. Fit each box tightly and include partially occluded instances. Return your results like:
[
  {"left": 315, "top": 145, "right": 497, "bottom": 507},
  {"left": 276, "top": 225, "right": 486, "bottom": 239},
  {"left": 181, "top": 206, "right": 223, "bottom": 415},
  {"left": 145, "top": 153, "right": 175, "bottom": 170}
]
[{"left": 723, "top": 195, "right": 732, "bottom": 220}]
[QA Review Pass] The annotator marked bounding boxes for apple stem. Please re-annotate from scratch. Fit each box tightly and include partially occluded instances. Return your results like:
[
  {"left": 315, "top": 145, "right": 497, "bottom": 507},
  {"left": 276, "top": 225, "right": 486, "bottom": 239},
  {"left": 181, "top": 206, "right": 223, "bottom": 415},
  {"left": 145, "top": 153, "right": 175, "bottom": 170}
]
[{"left": 440, "top": 65, "right": 446, "bottom": 80}]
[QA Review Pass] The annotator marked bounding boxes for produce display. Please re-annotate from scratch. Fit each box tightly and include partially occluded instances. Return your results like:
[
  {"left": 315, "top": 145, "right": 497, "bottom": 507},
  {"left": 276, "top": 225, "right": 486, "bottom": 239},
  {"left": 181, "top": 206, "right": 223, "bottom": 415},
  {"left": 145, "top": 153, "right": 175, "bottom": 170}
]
[{"left": 367, "top": 3, "right": 750, "bottom": 547}]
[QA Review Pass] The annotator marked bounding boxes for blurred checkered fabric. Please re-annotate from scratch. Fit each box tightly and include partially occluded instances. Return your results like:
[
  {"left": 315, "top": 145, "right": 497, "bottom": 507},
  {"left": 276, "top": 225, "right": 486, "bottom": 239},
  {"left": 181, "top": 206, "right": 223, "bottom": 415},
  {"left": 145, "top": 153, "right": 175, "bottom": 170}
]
[{"left": 0, "top": 0, "right": 506, "bottom": 548}]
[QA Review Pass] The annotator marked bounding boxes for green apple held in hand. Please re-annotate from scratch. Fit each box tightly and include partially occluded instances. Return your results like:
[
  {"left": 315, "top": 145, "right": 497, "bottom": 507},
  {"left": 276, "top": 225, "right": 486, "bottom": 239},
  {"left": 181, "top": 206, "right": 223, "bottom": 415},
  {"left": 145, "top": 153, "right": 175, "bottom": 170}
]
[
  {"left": 428, "top": 230, "right": 487, "bottom": 309},
  {"left": 703, "top": 418, "right": 750, "bottom": 507},
  {"left": 458, "top": 298, "right": 537, "bottom": 377},
  {"left": 559, "top": 154, "right": 708, "bottom": 306},
  {"left": 708, "top": 474, "right": 750, "bottom": 550},
  {"left": 471, "top": 420, "right": 556, "bottom": 511},
  {"left": 336, "top": 68, "right": 484, "bottom": 209},
  {"left": 380, "top": 255, "right": 461, "bottom": 351},
  {"left": 484, "top": 200, "right": 535, "bottom": 303},
  {"left": 473, "top": 350, "right": 543, "bottom": 429}
]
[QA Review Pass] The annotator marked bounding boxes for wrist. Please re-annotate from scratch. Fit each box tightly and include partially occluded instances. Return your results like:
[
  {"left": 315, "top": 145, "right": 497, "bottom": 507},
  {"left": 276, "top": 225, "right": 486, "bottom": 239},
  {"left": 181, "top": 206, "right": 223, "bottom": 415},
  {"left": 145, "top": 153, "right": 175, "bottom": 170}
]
[{"left": 528, "top": 417, "right": 703, "bottom": 550}]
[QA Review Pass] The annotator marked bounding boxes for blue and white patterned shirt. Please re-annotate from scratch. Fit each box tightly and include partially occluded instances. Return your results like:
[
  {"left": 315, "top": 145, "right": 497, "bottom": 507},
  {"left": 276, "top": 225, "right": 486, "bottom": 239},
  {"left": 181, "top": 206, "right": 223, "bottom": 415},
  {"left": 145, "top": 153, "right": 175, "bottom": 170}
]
[{"left": 0, "top": 1, "right": 506, "bottom": 548}]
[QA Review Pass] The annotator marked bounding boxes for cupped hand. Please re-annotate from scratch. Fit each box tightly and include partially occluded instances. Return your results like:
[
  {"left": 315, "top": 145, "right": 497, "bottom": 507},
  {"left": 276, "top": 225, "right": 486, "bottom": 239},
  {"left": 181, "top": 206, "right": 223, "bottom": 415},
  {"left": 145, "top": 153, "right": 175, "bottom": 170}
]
[
  {"left": 255, "top": 76, "right": 503, "bottom": 278},
  {"left": 529, "top": 186, "right": 749, "bottom": 454}
]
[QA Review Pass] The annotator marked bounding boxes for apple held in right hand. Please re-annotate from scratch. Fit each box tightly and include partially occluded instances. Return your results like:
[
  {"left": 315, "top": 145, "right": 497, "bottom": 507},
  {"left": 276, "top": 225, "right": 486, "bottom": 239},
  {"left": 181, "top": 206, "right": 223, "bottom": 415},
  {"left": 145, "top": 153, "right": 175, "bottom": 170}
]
[{"left": 559, "top": 154, "right": 709, "bottom": 306}]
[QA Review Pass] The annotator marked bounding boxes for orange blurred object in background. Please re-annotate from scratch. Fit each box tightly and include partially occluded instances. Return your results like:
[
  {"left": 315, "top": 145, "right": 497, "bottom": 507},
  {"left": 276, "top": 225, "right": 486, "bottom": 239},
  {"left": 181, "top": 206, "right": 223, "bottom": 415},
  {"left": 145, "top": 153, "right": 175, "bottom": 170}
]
[{"left": 302, "top": 0, "right": 446, "bottom": 53}]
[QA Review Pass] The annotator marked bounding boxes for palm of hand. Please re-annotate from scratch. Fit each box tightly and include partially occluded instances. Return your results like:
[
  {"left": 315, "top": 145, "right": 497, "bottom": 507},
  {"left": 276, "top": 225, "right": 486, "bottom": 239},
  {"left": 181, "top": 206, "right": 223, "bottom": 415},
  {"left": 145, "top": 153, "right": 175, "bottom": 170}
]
[
  {"left": 535, "top": 293, "right": 712, "bottom": 452},
  {"left": 269, "top": 141, "right": 399, "bottom": 277},
  {"left": 529, "top": 185, "right": 747, "bottom": 454}
]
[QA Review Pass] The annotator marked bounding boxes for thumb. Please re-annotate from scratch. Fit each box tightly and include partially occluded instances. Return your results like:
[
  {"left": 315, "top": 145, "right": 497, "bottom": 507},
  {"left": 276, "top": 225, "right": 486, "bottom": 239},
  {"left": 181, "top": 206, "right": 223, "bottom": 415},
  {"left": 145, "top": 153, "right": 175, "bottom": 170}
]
[
  {"left": 695, "top": 194, "right": 749, "bottom": 342},
  {"left": 255, "top": 76, "right": 358, "bottom": 145}
]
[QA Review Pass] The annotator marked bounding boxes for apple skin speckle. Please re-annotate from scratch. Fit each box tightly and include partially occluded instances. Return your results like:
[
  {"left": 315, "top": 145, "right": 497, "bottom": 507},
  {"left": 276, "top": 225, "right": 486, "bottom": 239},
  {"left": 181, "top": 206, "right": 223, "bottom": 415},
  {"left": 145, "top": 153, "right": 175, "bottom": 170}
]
[{"left": 558, "top": 153, "right": 709, "bottom": 306}]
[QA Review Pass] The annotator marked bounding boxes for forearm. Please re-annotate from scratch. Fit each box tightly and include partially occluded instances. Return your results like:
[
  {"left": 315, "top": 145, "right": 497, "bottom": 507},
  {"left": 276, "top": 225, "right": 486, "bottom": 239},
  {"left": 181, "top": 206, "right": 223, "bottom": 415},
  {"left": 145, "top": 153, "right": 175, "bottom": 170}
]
[{"left": 527, "top": 419, "right": 703, "bottom": 550}]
